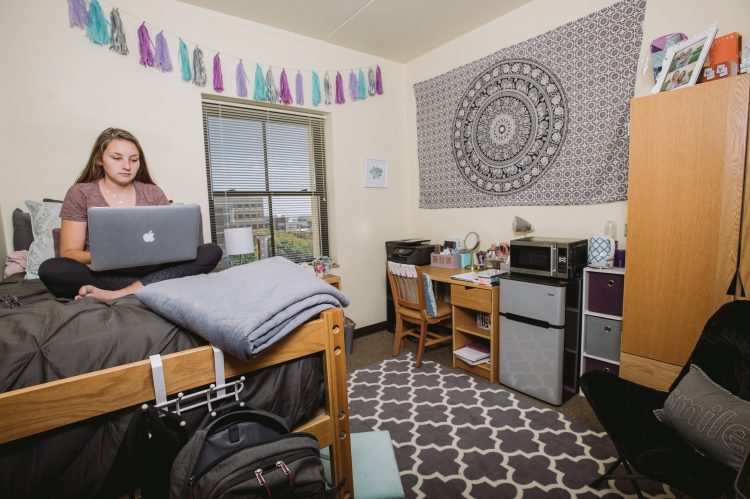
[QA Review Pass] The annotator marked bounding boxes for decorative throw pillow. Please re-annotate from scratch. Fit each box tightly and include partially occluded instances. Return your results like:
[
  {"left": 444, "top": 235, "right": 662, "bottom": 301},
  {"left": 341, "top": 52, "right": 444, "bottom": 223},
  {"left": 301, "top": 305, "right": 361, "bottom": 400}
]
[
  {"left": 654, "top": 364, "right": 750, "bottom": 470},
  {"left": 24, "top": 200, "right": 62, "bottom": 279},
  {"left": 422, "top": 272, "right": 438, "bottom": 317},
  {"left": 12, "top": 208, "right": 34, "bottom": 251}
]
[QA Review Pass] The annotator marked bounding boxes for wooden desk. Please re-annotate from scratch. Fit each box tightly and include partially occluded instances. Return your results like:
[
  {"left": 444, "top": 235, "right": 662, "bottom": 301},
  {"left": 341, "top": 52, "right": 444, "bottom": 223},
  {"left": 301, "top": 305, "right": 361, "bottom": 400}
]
[
  {"left": 321, "top": 274, "right": 341, "bottom": 290},
  {"left": 421, "top": 265, "right": 500, "bottom": 383}
]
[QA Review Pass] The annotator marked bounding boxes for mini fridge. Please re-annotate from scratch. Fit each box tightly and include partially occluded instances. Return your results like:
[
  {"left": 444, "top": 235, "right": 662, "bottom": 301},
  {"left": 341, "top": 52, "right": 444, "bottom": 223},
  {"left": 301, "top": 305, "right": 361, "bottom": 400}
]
[{"left": 498, "top": 275, "right": 582, "bottom": 405}]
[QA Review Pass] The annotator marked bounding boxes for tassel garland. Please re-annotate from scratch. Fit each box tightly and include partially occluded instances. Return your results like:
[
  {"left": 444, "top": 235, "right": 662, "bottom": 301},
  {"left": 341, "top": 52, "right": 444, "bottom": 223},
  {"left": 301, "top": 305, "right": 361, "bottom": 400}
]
[
  {"left": 368, "top": 67, "right": 376, "bottom": 96},
  {"left": 213, "top": 53, "right": 224, "bottom": 92},
  {"left": 312, "top": 72, "right": 321, "bottom": 107},
  {"left": 376, "top": 65, "right": 383, "bottom": 95},
  {"left": 109, "top": 8, "right": 128, "bottom": 55},
  {"left": 335, "top": 71, "right": 345, "bottom": 104},
  {"left": 323, "top": 72, "right": 332, "bottom": 105},
  {"left": 279, "top": 69, "right": 292, "bottom": 105},
  {"left": 68, "top": 0, "right": 88, "bottom": 29},
  {"left": 295, "top": 71, "right": 304, "bottom": 106},
  {"left": 236, "top": 60, "right": 248, "bottom": 98},
  {"left": 154, "top": 32, "right": 173, "bottom": 72},
  {"left": 358, "top": 69, "right": 367, "bottom": 100},
  {"left": 253, "top": 64, "right": 268, "bottom": 101},
  {"left": 193, "top": 47, "right": 207, "bottom": 86},
  {"left": 348, "top": 70, "right": 358, "bottom": 102},
  {"left": 86, "top": 0, "right": 110, "bottom": 45},
  {"left": 178, "top": 39, "right": 192, "bottom": 82},
  {"left": 137, "top": 23, "right": 154, "bottom": 67},
  {"left": 266, "top": 68, "right": 279, "bottom": 103}
]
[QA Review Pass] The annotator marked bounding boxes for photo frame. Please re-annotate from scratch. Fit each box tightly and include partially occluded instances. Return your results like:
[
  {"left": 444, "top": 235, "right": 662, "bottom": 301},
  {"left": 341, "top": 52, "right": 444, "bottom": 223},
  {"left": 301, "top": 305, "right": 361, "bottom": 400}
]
[
  {"left": 652, "top": 23, "right": 718, "bottom": 94},
  {"left": 364, "top": 158, "right": 388, "bottom": 188}
]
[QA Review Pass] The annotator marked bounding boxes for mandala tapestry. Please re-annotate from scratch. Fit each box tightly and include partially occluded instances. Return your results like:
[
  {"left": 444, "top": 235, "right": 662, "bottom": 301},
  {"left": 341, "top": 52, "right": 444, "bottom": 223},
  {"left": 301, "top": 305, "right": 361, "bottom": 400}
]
[{"left": 415, "top": 0, "right": 646, "bottom": 208}]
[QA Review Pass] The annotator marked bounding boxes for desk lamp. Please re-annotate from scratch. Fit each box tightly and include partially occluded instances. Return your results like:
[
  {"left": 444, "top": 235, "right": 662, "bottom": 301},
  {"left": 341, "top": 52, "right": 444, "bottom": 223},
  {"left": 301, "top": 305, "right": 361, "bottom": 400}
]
[{"left": 224, "top": 227, "right": 254, "bottom": 265}]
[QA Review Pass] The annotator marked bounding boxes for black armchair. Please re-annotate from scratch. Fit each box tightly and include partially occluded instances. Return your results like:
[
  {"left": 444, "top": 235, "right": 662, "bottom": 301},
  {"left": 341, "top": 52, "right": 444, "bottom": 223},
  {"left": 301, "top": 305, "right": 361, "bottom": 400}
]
[{"left": 580, "top": 300, "right": 750, "bottom": 498}]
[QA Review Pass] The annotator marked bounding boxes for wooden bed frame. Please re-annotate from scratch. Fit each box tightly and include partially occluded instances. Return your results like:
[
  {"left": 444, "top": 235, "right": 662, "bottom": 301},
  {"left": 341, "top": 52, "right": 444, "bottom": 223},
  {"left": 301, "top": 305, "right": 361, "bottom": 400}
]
[{"left": 0, "top": 307, "right": 353, "bottom": 499}]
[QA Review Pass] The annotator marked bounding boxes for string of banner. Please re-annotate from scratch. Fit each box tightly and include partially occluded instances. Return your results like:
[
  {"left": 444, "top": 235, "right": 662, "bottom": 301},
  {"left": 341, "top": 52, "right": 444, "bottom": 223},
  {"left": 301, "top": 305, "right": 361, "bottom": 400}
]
[{"left": 67, "top": 0, "right": 384, "bottom": 105}]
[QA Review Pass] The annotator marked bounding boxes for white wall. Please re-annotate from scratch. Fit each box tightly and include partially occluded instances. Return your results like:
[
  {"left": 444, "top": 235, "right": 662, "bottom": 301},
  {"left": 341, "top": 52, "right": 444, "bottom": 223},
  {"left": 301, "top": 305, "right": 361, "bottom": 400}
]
[
  {"left": 404, "top": 0, "right": 750, "bottom": 249},
  {"left": 0, "top": 0, "right": 409, "bottom": 327}
]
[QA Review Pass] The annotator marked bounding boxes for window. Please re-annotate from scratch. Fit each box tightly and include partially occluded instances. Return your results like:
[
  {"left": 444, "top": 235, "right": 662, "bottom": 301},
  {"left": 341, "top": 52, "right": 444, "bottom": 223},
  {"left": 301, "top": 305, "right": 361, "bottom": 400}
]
[{"left": 202, "top": 97, "right": 329, "bottom": 263}]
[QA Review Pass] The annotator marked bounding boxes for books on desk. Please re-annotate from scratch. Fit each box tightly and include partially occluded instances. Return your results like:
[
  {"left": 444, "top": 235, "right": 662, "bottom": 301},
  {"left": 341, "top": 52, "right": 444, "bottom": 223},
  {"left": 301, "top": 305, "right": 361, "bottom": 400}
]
[
  {"left": 454, "top": 345, "right": 490, "bottom": 366},
  {"left": 451, "top": 269, "right": 507, "bottom": 286}
]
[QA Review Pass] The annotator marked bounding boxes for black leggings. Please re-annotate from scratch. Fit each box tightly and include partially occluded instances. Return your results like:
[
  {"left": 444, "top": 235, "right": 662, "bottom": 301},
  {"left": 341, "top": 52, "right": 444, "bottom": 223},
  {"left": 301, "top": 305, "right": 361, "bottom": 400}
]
[{"left": 38, "top": 243, "right": 223, "bottom": 298}]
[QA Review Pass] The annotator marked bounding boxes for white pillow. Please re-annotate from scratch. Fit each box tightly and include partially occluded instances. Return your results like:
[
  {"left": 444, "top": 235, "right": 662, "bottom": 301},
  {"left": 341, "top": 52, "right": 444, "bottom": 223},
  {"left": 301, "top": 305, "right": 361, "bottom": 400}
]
[{"left": 24, "top": 200, "right": 62, "bottom": 279}]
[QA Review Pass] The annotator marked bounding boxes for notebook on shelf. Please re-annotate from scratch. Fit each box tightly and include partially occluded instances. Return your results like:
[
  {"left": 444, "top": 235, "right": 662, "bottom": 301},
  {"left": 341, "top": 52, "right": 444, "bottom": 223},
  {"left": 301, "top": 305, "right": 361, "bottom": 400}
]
[{"left": 88, "top": 204, "right": 201, "bottom": 271}]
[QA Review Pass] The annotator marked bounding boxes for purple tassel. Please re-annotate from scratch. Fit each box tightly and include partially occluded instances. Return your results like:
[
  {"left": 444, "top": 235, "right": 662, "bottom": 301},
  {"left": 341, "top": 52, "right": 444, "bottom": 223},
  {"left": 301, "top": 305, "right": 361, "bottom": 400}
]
[
  {"left": 335, "top": 71, "right": 345, "bottom": 104},
  {"left": 68, "top": 0, "right": 88, "bottom": 29},
  {"left": 348, "top": 71, "right": 358, "bottom": 101},
  {"left": 213, "top": 53, "right": 224, "bottom": 93},
  {"left": 295, "top": 71, "right": 304, "bottom": 105},
  {"left": 137, "top": 24, "right": 154, "bottom": 68},
  {"left": 236, "top": 60, "right": 248, "bottom": 98},
  {"left": 154, "top": 32, "right": 172, "bottom": 72},
  {"left": 376, "top": 65, "right": 383, "bottom": 95},
  {"left": 279, "top": 69, "right": 293, "bottom": 105}
]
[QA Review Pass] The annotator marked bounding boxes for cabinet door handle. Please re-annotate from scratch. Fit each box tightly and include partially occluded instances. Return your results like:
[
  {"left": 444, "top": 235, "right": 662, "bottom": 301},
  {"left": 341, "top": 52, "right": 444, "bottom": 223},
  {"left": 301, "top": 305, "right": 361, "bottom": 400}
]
[
  {"left": 607, "top": 280, "right": 615, "bottom": 287},
  {"left": 604, "top": 326, "right": 612, "bottom": 332}
]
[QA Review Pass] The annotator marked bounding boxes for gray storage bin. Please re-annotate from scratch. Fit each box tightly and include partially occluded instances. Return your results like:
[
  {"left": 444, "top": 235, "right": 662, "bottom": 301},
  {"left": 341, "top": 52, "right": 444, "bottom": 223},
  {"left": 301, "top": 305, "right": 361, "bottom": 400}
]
[{"left": 584, "top": 315, "right": 621, "bottom": 362}]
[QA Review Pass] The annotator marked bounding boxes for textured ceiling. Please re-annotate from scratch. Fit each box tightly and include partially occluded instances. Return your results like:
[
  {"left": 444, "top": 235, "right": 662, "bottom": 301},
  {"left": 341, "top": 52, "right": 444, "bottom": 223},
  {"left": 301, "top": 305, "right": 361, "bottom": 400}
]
[{"left": 176, "top": 0, "right": 532, "bottom": 63}]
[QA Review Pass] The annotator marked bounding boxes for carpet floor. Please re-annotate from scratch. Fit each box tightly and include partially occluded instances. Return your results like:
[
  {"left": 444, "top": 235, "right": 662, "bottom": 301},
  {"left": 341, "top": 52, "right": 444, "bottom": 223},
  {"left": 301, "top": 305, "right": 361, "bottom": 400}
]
[{"left": 346, "top": 332, "right": 676, "bottom": 498}]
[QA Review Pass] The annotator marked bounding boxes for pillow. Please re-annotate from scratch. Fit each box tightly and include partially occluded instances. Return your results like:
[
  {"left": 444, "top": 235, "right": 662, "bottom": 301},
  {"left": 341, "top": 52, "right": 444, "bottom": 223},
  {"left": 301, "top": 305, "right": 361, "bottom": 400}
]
[
  {"left": 654, "top": 364, "right": 750, "bottom": 470},
  {"left": 12, "top": 208, "right": 33, "bottom": 251},
  {"left": 24, "top": 200, "right": 62, "bottom": 279},
  {"left": 422, "top": 272, "right": 438, "bottom": 317}
]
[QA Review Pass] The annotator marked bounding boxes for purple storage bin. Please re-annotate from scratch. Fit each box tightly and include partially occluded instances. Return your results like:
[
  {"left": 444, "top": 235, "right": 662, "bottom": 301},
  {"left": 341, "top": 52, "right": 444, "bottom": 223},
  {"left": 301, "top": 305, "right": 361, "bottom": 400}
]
[
  {"left": 588, "top": 272, "right": 624, "bottom": 316},
  {"left": 583, "top": 356, "right": 620, "bottom": 376}
]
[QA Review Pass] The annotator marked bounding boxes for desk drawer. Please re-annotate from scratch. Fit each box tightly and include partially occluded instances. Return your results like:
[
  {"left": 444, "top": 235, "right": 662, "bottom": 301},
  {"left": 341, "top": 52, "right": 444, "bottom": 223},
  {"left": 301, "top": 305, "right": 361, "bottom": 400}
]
[{"left": 451, "top": 284, "right": 492, "bottom": 313}]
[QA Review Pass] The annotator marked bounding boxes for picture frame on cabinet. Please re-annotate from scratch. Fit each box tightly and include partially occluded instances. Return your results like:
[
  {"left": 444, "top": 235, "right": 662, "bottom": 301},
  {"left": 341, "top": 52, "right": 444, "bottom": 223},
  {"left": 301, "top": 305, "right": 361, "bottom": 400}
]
[
  {"left": 652, "top": 23, "right": 718, "bottom": 94},
  {"left": 364, "top": 158, "right": 388, "bottom": 188}
]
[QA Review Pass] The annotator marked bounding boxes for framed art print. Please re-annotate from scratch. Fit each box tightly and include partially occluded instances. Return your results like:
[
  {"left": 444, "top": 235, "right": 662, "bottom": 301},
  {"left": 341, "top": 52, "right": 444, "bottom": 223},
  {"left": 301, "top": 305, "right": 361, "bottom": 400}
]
[
  {"left": 652, "top": 23, "right": 718, "bottom": 94},
  {"left": 364, "top": 158, "right": 388, "bottom": 188}
]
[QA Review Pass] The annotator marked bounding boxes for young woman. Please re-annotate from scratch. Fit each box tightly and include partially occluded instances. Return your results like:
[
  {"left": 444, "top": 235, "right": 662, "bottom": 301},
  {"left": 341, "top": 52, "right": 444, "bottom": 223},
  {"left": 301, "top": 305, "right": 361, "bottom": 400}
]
[{"left": 39, "top": 127, "right": 222, "bottom": 300}]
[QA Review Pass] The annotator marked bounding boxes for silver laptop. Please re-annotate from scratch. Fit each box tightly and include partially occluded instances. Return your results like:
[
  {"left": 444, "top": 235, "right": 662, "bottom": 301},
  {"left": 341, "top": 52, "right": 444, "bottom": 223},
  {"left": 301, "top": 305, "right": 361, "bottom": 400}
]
[{"left": 88, "top": 204, "right": 201, "bottom": 271}]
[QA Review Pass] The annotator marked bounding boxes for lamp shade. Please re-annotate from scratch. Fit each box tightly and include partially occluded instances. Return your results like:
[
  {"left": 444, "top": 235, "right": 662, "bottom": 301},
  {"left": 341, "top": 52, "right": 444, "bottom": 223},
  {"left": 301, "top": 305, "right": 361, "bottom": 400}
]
[{"left": 224, "top": 227, "right": 254, "bottom": 256}]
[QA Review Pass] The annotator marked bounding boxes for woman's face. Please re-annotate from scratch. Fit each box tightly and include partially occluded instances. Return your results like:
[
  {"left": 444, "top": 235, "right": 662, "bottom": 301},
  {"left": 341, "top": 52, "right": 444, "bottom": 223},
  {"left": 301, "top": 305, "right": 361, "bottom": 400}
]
[{"left": 100, "top": 139, "right": 140, "bottom": 186}]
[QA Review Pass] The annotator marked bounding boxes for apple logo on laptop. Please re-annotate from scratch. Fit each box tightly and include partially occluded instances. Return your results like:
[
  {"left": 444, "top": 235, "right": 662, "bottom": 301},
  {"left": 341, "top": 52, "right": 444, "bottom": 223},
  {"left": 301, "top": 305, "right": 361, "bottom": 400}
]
[{"left": 143, "top": 230, "right": 156, "bottom": 243}]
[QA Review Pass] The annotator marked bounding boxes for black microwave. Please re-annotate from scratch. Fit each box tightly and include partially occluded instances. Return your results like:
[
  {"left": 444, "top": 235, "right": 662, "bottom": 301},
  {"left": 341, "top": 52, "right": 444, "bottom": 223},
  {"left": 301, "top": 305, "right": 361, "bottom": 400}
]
[{"left": 510, "top": 236, "right": 588, "bottom": 280}]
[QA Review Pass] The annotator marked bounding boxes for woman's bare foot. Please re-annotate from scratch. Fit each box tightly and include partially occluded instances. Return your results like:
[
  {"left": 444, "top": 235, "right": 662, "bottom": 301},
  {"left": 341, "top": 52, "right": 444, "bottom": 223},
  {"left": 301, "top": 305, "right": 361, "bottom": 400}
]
[{"left": 75, "top": 281, "right": 144, "bottom": 301}]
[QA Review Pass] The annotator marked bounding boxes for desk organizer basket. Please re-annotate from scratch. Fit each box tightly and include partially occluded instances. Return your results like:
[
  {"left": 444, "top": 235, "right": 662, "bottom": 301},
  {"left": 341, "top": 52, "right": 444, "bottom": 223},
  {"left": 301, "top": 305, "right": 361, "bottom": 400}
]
[{"left": 431, "top": 252, "right": 461, "bottom": 268}]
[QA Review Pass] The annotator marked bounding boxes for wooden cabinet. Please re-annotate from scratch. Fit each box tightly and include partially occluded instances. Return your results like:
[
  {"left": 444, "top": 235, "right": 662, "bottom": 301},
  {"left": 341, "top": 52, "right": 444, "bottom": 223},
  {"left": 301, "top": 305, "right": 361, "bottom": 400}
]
[
  {"left": 451, "top": 283, "right": 499, "bottom": 383},
  {"left": 621, "top": 75, "right": 750, "bottom": 391},
  {"left": 581, "top": 267, "right": 625, "bottom": 378}
]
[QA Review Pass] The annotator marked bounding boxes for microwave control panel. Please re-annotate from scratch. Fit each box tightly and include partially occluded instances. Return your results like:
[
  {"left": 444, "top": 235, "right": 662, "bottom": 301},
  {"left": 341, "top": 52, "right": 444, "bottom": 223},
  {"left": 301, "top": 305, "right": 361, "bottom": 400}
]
[{"left": 557, "top": 248, "right": 568, "bottom": 272}]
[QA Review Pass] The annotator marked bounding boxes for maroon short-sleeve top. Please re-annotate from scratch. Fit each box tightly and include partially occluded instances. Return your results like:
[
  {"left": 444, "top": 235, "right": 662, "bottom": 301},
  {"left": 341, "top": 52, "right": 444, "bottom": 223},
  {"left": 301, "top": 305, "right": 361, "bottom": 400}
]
[{"left": 60, "top": 180, "right": 169, "bottom": 250}]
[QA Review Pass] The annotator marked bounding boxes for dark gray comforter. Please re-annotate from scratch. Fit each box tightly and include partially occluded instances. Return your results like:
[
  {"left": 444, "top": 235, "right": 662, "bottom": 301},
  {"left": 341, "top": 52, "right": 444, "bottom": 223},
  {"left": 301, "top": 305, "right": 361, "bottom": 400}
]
[{"left": 0, "top": 275, "right": 325, "bottom": 499}]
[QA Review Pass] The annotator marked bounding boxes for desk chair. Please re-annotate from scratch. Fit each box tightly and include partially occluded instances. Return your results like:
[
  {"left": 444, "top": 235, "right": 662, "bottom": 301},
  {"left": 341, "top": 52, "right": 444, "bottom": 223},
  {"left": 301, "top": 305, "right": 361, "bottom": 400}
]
[{"left": 386, "top": 262, "right": 451, "bottom": 368}]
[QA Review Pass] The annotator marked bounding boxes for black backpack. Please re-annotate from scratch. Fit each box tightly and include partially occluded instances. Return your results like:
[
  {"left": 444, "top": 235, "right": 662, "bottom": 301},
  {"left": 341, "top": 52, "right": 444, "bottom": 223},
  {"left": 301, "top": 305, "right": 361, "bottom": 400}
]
[{"left": 169, "top": 407, "right": 331, "bottom": 499}]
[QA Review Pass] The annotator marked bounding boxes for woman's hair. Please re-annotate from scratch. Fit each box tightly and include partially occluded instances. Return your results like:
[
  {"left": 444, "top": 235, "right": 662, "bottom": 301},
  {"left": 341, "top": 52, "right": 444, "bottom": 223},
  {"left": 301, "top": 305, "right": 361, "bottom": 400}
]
[{"left": 75, "top": 127, "right": 155, "bottom": 184}]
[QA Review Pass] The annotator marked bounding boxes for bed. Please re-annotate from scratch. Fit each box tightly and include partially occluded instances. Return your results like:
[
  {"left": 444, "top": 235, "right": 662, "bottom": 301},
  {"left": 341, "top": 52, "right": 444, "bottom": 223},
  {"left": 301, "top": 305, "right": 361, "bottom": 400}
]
[{"left": 0, "top": 274, "right": 353, "bottom": 499}]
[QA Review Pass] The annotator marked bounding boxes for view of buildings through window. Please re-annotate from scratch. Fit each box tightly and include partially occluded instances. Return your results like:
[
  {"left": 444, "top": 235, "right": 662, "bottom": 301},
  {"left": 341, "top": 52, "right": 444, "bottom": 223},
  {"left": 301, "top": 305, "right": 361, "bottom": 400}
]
[{"left": 202, "top": 99, "right": 329, "bottom": 263}]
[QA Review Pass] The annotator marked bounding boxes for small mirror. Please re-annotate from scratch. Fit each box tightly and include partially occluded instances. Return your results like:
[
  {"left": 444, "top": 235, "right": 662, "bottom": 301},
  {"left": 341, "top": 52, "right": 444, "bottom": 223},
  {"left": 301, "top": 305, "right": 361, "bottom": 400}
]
[{"left": 464, "top": 232, "right": 480, "bottom": 270}]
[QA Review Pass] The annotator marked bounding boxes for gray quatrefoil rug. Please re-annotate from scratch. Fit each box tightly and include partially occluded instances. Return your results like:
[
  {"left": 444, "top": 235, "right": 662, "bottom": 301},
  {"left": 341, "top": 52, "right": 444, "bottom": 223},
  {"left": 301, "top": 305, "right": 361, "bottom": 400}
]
[{"left": 347, "top": 354, "right": 675, "bottom": 498}]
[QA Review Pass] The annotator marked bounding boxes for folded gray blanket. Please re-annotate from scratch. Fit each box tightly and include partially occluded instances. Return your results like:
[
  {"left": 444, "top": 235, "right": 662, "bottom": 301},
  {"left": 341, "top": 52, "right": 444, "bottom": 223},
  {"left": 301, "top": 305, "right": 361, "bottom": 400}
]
[{"left": 136, "top": 257, "right": 349, "bottom": 359}]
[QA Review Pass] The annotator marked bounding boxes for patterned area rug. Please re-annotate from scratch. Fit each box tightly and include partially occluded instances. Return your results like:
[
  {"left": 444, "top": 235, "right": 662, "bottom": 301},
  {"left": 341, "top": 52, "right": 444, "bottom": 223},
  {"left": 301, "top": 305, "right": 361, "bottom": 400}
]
[{"left": 348, "top": 354, "right": 675, "bottom": 498}]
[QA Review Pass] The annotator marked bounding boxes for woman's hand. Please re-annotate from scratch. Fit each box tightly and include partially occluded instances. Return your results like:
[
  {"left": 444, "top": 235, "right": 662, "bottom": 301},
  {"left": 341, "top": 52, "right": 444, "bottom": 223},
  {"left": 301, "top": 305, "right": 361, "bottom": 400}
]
[{"left": 59, "top": 219, "right": 91, "bottom": 264}]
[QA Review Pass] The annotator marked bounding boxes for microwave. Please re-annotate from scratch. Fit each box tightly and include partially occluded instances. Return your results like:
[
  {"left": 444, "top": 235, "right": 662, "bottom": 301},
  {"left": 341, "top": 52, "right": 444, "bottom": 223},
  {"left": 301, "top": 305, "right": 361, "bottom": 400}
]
[{"left": 510, "top": 236, "right": 588, "bottom": 280}]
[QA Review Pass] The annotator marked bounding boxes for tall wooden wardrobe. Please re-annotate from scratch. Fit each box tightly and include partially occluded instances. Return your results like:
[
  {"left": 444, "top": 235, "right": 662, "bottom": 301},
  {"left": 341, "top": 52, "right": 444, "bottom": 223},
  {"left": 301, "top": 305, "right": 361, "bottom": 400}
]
[{"left": 620, "top": 74, "right": 750, "bottom": 391}]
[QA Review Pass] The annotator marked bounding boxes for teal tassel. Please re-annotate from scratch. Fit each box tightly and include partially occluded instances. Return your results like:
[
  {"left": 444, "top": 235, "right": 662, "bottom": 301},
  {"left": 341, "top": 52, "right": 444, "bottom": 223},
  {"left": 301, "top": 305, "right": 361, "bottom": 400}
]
[
  {"left": 253, "top": 64, "right": 268, "bottom": 101},
  {"left": 358, "top": 69, "right": 367, "bottom": 100},
  {"left": 179, "top": 39, "right": 191, "bottom": 82},
  {"left": 86, "top": 0, "right": 110, "bottom": 45},
  {"left": 312, "top": 72, "right": 321, "bottom": 106}
]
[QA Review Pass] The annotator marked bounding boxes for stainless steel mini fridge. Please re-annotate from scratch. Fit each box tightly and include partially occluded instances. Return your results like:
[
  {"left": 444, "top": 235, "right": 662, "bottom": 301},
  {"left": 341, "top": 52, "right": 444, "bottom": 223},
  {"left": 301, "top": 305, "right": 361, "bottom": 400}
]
[{"left": 499, "top": 275, "right": 582, "bottom": 405}]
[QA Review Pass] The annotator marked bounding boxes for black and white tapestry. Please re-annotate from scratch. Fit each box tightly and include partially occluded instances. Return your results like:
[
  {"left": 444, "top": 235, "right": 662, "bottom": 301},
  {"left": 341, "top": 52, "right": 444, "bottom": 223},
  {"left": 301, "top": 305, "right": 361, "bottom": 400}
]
[{"left": 415, "top": 0, "right": 646, "bottom": 208}]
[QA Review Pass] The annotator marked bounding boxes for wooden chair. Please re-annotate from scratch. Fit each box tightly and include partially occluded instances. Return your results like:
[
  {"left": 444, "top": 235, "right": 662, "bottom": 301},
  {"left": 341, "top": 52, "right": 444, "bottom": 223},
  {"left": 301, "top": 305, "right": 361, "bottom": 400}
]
[{"left": 386, "top": 262, "right": 452, "bottom": 368}]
